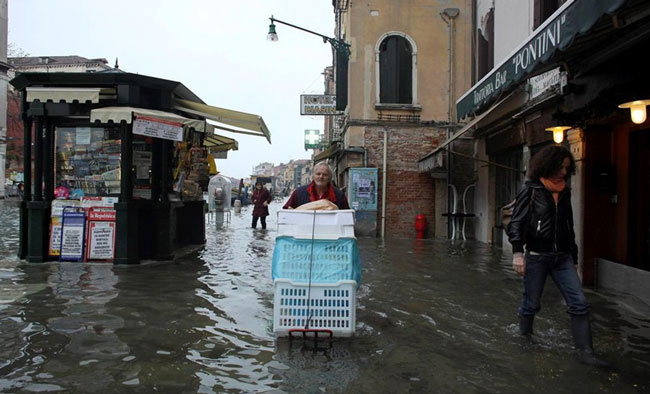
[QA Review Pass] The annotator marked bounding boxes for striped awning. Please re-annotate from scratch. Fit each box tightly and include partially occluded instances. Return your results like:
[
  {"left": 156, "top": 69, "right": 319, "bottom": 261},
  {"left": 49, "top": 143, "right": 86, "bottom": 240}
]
[
  {"left": 204, "top": 134, "right": 238, "bottom": 152},
  {"left": 26, "top": 87, "right": 102, "bottom": 103},
  {"left": 90, "top": 106, "right": 207, "bottom": 132},
  {"left": 174, "top": 98, "right": 271, "bottom": 143}
]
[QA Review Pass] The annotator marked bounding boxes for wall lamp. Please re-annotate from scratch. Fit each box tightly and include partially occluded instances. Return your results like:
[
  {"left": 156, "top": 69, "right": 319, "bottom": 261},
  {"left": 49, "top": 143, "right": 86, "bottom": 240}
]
[
  {"left": 267, "top": 15, "right": 351, "bottom": 111},
  {"left": 545, "top": 126, "right": 571, "bottom": 144},
  {"left": 267, "top": 15, "right": 350, "bottom": 55},
  {"left": 618, "top": 100, "right": 650, "bottom": 124}
]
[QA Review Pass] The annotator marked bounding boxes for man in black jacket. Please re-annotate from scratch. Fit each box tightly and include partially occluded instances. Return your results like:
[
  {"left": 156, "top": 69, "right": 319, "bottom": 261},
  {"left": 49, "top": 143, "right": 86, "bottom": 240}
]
[{"left": 508, "top": 145, "right": 608, "bottom": 367}]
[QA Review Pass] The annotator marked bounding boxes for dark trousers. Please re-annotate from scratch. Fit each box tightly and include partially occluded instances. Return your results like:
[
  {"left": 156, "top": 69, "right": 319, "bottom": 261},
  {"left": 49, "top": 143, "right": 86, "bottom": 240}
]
[
  {"left": 519, "top": 253, "right": 589, "bottom": 316},
  {"left": 252, "top": 216, "right": 267, "bottom": 229}
]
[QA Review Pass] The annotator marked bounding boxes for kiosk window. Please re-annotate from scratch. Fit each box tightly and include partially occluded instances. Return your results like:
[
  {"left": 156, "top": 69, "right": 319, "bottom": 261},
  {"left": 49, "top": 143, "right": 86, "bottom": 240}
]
[{"left": 55, "top": 127, "right": 121, "bottom": 198}]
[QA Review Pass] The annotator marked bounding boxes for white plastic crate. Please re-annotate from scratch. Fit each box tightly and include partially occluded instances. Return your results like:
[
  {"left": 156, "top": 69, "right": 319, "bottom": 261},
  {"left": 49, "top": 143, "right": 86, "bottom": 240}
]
[
  {"left": 273, "top": 279, "right": 357, "bottom": 337},
  {"left": 277, "top": 209, "right": 356, "bottom": 239}
]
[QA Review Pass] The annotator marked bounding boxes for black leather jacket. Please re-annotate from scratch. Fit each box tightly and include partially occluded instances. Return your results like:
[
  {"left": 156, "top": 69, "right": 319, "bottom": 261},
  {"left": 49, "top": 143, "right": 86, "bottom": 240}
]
[{"left": 507, "top": 180, "right": 578, "bottom": 263}]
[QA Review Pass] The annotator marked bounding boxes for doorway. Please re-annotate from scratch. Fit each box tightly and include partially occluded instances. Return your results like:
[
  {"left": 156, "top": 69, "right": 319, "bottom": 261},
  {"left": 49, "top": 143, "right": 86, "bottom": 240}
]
[{"left": 628, "top": 129, "right": 650, "bottom": 271}]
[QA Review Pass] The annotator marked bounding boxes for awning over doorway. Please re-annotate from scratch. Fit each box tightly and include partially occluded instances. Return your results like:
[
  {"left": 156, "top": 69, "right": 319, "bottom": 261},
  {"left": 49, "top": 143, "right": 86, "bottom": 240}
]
[
  {"left": 456, "top": 0, "right": 627, "bottom": 120},
  {"left": 90, "top": 106, "right": 207, "bottom": 131},
  {"left": 174, "top": 98, "right": 272, "bottom": 144},
  {"left": 26, "top": 87, "right": 102, "bottom": 103}
]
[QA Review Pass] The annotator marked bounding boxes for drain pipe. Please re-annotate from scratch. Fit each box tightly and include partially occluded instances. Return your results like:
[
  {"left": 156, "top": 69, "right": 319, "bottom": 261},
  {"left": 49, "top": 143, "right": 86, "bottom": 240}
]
[
  {"left": 381, "top": 127, "right": 388, "bottom": 238},
  {"left": 441, "top": 7, "right": 459, "bottom": 238}
]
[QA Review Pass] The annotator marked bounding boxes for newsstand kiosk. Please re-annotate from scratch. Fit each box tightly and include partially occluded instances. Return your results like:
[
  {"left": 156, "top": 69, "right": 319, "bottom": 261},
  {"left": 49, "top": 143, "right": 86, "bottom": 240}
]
[{"left": 11, "top": 71, "right": 271, "bottom": 264}]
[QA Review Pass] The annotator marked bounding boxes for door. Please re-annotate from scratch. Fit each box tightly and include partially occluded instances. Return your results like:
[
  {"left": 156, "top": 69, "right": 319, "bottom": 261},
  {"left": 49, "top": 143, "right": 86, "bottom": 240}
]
[{"left": 628, "top": 129, "right": 650, "bottom": 271}]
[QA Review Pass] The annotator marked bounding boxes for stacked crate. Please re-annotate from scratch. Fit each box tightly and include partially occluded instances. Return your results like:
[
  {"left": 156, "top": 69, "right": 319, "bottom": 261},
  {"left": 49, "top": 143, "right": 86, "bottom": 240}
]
[{"left": 272, "top": 209, "right": 360, "bottom": 337}]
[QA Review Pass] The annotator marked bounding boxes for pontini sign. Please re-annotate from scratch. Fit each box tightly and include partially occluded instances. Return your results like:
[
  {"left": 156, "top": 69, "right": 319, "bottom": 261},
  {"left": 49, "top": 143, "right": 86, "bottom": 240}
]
[{"left": 456, "top": 0, "right": 626, "bottom": 120}]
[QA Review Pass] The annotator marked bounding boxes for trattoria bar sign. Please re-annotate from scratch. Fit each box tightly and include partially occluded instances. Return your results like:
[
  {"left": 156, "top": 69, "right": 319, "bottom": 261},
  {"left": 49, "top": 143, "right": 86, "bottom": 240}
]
[{"left": 456, "top": 0, "right": 627, "bottom": 120}]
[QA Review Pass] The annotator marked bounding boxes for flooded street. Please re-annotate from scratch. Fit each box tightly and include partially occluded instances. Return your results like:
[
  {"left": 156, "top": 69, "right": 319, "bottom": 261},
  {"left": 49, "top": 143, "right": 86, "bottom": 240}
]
[{"left": 0, "top": 199, "right": 649, "bottom": 393}]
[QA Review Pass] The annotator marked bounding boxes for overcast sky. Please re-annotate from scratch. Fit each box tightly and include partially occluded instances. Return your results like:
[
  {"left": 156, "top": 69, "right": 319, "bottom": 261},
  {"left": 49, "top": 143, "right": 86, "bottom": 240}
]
[{"left": 8, "top": 0, "right": 335, "bottom": 179}]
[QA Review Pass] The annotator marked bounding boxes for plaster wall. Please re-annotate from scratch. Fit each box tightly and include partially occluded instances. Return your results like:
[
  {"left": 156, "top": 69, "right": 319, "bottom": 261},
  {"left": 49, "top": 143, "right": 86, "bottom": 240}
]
[
  {"left": 493, "top": 0, "right": 532, "bottom": 66},
  {"left": 344, "top": 0, "right": 473, "bottom": 122}
]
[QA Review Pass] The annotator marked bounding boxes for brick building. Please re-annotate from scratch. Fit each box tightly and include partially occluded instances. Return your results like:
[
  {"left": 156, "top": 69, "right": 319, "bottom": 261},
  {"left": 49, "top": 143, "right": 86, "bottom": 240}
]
[{"left": 327, "top": 0, "right": 473, "bottom": 238}]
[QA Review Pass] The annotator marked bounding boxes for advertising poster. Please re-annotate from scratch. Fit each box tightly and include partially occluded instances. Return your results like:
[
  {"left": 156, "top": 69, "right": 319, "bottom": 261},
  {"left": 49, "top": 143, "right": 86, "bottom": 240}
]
[
  {"left": 60, "top": 209, "right": 87, "bottom": 262},
  {"left": 86, "top": 208, "right": 116, "bottom": 261},
  {"left": 49, "top": 218, "right": 63, "bottom": 257},
  {"left": 49, "top": 200, "right": 82, "bottom": 257},
  {"left": 133, "top": 115, "right": 183, "bottom": 142},
  {"left": 348, "top": 168, "right": 378, "bottom": 211},
  {"left": 87, "top": 221, "right": 116, "bottom": 260}
]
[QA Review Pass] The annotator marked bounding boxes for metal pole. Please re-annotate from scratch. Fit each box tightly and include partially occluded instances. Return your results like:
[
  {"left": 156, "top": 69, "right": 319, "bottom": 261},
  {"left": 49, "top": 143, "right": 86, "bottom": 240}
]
[
  {"left": 120, "top": 121, "right": 132, "bottom": 201},
  {"left": 43, "top": 119, "right": 53, "bottom": 201},
  {"left": 22, "top": 118, "right": 32, "bottom": 202},
  {"left": 381, "top": 128, "right": 387, "bottom": 238},
  {"left": 33, "top": 117, "right": 43, "bottom": 201}
]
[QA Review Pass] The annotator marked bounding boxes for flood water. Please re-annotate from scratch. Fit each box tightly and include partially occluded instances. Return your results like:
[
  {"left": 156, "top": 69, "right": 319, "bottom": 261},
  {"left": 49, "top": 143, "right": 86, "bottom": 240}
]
[{"left": 0, "top": 199, "right": 649, "bottom": 393}]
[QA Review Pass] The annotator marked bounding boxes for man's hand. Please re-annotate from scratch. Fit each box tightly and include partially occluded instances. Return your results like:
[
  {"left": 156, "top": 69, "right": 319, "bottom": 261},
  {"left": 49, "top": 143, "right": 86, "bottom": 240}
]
[{"left": 513, "top": 252, "right": 525, "bottom": 276}]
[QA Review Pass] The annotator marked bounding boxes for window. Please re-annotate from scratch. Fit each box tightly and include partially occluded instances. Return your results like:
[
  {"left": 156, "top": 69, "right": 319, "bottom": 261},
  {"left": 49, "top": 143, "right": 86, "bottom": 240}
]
[
  {"left": 55, "top": 127, "right": 121, "bottom": 198},
  {"left": 477, "top": 8, "right": 494, "bottom": 81},
  {"left": 379, "top": 35, "right": 413, "bottom": 104},
  {"left": 534, "top": 0, "right": 566, "bottom": 29}
]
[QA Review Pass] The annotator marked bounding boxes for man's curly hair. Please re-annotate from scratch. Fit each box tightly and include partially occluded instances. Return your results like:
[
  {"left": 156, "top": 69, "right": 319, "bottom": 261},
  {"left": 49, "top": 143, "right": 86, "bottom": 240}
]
[{"left": 528, "top": 145, "right": 576, "bottom": 180}]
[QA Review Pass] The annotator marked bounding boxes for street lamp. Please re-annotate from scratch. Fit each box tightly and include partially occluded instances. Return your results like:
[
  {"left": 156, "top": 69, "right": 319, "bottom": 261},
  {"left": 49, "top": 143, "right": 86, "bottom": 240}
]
[{"left": 267, "top": 15, "right": 350, "bottom": 111}]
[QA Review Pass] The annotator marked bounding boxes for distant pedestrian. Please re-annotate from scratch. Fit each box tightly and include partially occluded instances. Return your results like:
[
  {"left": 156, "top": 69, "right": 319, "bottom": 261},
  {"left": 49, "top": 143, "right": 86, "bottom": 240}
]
[
  {"left": 18, "top": 182, "right": 24, "bottom": 199},
  {"left": 507, "top": 145, "right": 608, "bottom": 366},
  {"left": 252, "top": 180, "right": 272, "bottom": 229}
]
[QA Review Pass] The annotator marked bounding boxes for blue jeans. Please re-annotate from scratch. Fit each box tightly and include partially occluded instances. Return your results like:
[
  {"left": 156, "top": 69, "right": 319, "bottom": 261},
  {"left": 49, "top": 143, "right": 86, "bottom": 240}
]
[{"left": 519, "top": 252, "right": 589, "bottom": 317}]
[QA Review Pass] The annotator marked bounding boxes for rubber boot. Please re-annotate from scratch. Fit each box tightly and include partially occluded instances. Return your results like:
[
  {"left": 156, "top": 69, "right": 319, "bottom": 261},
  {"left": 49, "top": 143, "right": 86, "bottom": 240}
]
[
  {"left": 570, "top": 314, "right": 609, "bottom": 367},
  {"left": 519, "top": 314, "right": 534, "bottom": 336}
]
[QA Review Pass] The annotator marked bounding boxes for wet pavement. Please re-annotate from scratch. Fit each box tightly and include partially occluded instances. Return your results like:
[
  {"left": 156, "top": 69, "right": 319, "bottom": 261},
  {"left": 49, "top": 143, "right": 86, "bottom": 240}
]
[{"left": 0, "top": 198, "right": 649, "bottom": 393}]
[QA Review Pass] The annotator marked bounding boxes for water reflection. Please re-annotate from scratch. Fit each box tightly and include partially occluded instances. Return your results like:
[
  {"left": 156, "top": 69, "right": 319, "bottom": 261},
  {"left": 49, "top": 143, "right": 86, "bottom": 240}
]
[{"left": 0, "top": 200, "right": 648, "bottom": 392}]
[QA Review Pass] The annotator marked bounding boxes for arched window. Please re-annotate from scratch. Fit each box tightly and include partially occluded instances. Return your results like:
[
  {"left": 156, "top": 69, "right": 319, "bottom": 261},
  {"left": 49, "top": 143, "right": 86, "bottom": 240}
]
[{"left": 379, "top": 35, "right": 413, "bottom": 104}]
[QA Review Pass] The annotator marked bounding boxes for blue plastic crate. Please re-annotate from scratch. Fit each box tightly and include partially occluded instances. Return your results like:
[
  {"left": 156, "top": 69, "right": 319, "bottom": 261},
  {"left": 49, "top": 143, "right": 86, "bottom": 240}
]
[{"left": 272, "top": 236, "right": 361, "bottom": 284}]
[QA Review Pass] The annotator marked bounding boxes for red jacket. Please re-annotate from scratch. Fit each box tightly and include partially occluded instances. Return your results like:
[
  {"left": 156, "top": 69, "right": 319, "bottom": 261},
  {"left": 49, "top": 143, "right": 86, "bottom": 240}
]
[{"left": 252, "top": 187, "right": 272, "bottom": 217}]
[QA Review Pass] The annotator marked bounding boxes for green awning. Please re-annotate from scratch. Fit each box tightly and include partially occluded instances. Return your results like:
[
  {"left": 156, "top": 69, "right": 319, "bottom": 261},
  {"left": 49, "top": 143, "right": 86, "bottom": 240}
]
[{"left": 456, "top": 0, "right": 627, "bottom": 120}]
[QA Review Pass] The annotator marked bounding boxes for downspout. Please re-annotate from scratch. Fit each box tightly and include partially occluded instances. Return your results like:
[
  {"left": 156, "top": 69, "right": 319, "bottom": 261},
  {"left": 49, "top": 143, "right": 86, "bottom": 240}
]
[
  {"left": 381, "top": 127, "right": 387, "bottom": 239},
  {"left": 441, "top": 8, "right": 459, "bottom": 238}
]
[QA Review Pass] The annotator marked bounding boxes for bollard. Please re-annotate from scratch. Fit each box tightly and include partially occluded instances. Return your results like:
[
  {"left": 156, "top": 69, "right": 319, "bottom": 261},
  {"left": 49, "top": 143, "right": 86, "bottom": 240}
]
[
  {"left": 233, "top": 199, "right": 242, "bottom": 213},
  {"left": 415, "top": 214, "right": 427, "bottom": 239}
]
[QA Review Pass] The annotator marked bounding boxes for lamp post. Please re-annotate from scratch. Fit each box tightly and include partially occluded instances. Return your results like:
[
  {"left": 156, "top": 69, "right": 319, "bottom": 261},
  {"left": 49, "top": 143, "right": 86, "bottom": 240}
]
[{"left": 267, "top": 16, "right": 350, "bottom": 111}]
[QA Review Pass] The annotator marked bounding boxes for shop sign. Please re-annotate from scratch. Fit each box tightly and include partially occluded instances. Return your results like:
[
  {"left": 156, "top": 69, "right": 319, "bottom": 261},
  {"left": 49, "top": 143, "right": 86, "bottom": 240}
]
[
  {"left": 456, "top": 0, "right": 627, "bottom": 119},
  {"left": 300, "top": 95, "right": 340, "bottom": 115},
  {"left": 81, "top": 196, "right": 118, "bottom": 208},
  {"left": 304, "top": 129, "right": 322, "bottom": 150},
  {"left": 60, "top": 208, "right": 87, "bottom": 262},
  {"left": 133, "top": 115, "right": 183, "bottom": 142},
  {"left": 529, "top": 68, "right": 567, "bottom": 100}
]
